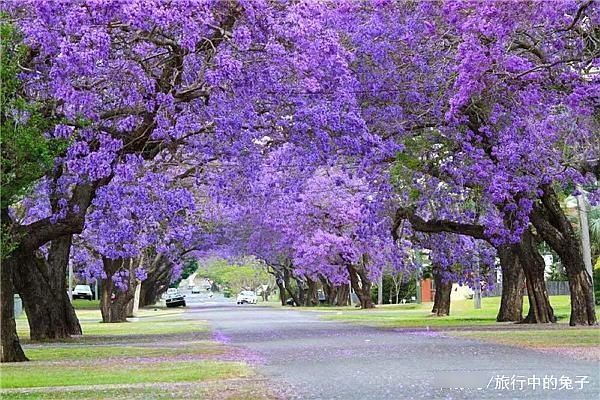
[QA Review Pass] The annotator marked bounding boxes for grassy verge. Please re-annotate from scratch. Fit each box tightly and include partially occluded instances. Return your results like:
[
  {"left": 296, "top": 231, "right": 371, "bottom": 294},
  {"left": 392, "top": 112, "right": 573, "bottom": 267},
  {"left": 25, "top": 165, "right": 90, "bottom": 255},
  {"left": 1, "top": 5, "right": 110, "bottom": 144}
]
[
  {"left": 450, "top": 329, "right": 600, "bottom": 348},
  {"left": 1, "top": 360, "right": 247, "bottom": 389},
  {"left": 2, "top": 307, "right": 277, "bottom": 399},
  {"left": 320, "top": 296, "right": 588, "bottom": 327},
  {"left": 320, "top": 295, "right": 600, "bottom": 358}
]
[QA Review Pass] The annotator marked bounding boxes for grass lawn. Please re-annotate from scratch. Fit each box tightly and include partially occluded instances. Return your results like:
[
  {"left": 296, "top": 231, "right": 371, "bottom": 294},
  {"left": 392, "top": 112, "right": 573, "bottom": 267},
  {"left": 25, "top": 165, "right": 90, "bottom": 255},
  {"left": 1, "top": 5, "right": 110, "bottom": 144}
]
[
  {"left": 71, "top": 299, "right": 101, "bottom": 309},
  {"left": 319, "top": 295, "right": 600, "bottom": 355},
  {"left": 450, "top": 329, "right": 600, "bottom": 348},
  {"left": 2, "top": 306, "right": 277, "bottom": 399},
  {"left": 320, "top": 295, "right": 590, "bottom": 327}
]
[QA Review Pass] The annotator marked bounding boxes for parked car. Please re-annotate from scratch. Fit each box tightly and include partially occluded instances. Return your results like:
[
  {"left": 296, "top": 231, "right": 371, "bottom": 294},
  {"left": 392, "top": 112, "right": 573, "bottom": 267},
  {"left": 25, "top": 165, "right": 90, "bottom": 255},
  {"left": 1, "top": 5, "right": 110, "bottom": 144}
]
[
  {"left": 73, "top": 285, "right": 93, "bottom": 300},
  {"left": 236, "top": 290, "right": 257, "bottom": 304},
  {"left": 166, "top": 293, "right": 186, "bottom": 307},
  {"left": 191, "top": 286, "right": 201, "bottom": 294}
]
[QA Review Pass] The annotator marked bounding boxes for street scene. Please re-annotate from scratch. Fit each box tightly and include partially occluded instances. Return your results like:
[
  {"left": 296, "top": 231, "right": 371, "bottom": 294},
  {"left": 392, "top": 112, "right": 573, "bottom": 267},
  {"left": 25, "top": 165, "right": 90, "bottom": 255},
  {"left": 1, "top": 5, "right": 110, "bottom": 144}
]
[{"left": 1, "top": 1, "right": 599, "bottom": 399}]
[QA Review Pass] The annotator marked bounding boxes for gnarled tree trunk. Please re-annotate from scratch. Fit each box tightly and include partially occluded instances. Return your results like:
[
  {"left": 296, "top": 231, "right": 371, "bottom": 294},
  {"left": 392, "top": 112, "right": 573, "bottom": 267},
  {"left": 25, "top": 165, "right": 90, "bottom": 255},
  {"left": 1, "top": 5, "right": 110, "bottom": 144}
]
[
  {"left": 347, "top": 263, "right": 375, "bottom": 309},
  {"left": 431, "top": 268, "right": 452, "bottom": 316},
  {"left": 531, "top": 188, "right": 596, "bottom": 326},
  {"left": 100, "top": 258, "right": 136, "bottom": 323},
  {"left": 1, "top": 253, "right": 28, "bottom": 362},
  {"left": 13, "top": 237, "right": 81, "bottom": 340},
  {"left": 304, "top": 278, "right": 318, "bottom": 306},
  {"left": 393, "top": 208, "right": 552, "bottom": 323},
  {"left": 496, "top": 245, "right": 524, "bottom": 322},
  {"left": 519, "top": 230, "right": 556, "bottom": 323},
  {"left": 333, "top": 284, "right": 350, "bottom": 306},
  {"left": 283, "top": 268, "right": 300, "bottom": 306}
]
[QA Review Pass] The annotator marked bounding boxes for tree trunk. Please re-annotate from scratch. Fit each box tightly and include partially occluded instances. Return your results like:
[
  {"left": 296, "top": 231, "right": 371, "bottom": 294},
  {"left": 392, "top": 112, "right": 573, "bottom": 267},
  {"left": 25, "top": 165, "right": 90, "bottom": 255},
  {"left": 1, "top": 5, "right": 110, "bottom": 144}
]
[
  {"left": 13, "top": 240, "right": 81, "bottom": 340},
  {"left": 305, "top": 278, "right": 318, "bottom": 306},
  {"left": 431, "top": 269, "right": 452, "bottom": 316},
  {"left": 275, "top": 278, "right": 286, "bottom": 306},
  {"left": 519, "top": 230, "right": 556, "bottom": 324},
  {"left": 347, "top": 264, "right": 375, "bottom": 309},
  {"left": 129, "top": 279, "right": 142, "bottom": 317},
  {"left": 139, "top": 255, "right": 170, "bottom": 307},
  {"left": 496, "top": 245, "right": 524, "bottom": 322},
  {"left": 100, "top": 258, "right": 135, "bottom": 323},
  {"left": 334, "top": 284, "right": 350, "bottom": 306},
  {"left": 531, "top": 189, "right": 596, "bottom": 326},
  {"left": 1, "top": 253, "right": 28, "bottom": 362},
  {"left": 295, "top": 278, "right": 306, "bottom": 306},
  {"left": 283, "top": 269, "right": 300, "bottom": 306}
]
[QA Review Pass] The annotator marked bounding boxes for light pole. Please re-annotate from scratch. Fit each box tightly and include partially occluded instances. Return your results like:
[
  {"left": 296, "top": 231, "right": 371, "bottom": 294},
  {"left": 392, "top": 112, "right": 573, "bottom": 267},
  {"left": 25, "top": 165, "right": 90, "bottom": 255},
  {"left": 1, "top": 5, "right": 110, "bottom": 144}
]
[
  {"left": 576, "top": 184, "right": 595, "bottom": 304},
  {"left": 68, "top": 259, "right": 73, "bottom": 302},
  {"left": 473, "top": 262, "right": 481, "bottom": 309},
  {"left": 415, "top": 250, "right": 423, "bottom": 304},
  {"left": 377, "top": 273, "right": 383, "bottom": 305}
]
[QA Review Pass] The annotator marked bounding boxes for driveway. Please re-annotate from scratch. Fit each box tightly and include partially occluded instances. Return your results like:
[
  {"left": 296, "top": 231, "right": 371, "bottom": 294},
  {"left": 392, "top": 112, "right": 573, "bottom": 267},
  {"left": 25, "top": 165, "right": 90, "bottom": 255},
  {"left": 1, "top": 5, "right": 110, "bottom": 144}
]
[{"left": 185, "top": 303, "right": 599, "bottom": 399}]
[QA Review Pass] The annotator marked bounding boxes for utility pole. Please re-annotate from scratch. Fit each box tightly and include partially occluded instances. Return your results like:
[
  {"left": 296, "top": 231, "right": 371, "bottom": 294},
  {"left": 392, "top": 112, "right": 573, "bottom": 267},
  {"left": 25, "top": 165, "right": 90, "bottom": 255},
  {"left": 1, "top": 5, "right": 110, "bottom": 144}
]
[
  {"left": 68, "top": 260, "right": 73, "bottom": 302},
  {"left": 377, "top": 274, "right": 383, "bottom": 305},
  {"left": 577, "top": 185, "right": 595, "bottom": 304},
  {"left": 473, "top": 264, "right": 482, "bottom": 310},
  {"left": 415, "top": 250, "right": 423, "bottom": 304}
]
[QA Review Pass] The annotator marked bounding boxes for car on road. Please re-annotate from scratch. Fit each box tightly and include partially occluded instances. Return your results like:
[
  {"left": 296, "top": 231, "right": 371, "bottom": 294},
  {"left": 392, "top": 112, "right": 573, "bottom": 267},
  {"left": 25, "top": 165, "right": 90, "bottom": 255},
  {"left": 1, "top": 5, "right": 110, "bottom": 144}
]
[
  {"left": 72, "top": 285, "right": 93, "bottom": 300},
  {"left": 237, "top": 290, "right": 257, "bottom": 304},
  {"left": 166, "top": 292, "right": 186, "bottom": 307},
  {"left": 191, "top": 286, "right": 202, "bottom": 294}
]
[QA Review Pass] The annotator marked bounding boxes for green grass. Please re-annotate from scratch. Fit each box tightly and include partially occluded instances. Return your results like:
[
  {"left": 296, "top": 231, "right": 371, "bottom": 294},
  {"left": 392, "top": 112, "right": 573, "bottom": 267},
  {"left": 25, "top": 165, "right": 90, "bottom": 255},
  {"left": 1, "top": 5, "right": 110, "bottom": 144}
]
[
  {"left": 16, "top": 308, "right": 202, "bottom": 339},
  {"left": 321, "top": 295, "right": 600, "bottom": 353},
  {"left": 22, "top": 341, "right": 224, "bottom": 361},
  {"left": 321, "top": 295, "right": 587, "bottom": 328},
  {"left": 2, "top": 307, "right": 269, "bottom": 398},
  {"left": 1, "top": 360, "right": 248, "bottom": 389},
  {"left": 72, "top": 299, "right": 101, "bottom": 309},
  {"left": 451, "top": 328, "right": 600, "bottom": 348}
]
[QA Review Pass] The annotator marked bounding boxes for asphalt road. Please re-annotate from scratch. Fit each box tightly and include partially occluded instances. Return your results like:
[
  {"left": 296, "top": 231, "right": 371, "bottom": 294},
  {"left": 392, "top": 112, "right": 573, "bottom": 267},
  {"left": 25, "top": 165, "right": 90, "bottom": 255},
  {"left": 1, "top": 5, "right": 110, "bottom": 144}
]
[{"left": 185, "top": 302, "right": 600, "bottom": 400}]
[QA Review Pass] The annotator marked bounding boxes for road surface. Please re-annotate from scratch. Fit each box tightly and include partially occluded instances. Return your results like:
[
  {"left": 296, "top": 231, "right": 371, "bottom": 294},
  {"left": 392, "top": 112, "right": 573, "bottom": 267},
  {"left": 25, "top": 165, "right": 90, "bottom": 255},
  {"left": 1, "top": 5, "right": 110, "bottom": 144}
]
[{"left": 185, "top": 301, "right": 599, "bottom": 400}]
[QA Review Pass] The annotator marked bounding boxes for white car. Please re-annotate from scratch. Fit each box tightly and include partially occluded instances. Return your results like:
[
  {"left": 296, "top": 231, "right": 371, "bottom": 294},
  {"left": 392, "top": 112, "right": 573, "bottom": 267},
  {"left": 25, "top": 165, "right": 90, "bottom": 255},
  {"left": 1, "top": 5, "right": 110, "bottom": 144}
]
[
  {"left": 73, "top": 285, "right": 93, "bottom": 300},
  {"left": 236, "top": 291, "right": 257, "bottom": 305}
]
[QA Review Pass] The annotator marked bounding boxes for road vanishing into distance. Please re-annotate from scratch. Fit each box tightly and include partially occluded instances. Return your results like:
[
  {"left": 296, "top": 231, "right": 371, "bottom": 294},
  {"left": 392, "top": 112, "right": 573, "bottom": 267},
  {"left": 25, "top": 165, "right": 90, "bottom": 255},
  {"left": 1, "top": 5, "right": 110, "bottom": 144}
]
[{"left": 183, "top": 297, "right": 599, "bottom": 400}]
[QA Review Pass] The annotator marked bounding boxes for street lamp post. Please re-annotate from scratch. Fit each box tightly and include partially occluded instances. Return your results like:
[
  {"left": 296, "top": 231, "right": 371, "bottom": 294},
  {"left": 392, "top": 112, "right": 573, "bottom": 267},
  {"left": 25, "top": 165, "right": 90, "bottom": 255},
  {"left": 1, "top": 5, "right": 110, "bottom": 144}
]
[
  {"left": 474, "top": 262, "right": 482, "bottom": 310},
  {"left": 68, "top": 260, "right": 73, "bottom": 302},
  {"left": 415, "top": 250, "right": 423, "bottom": 304},
  {"left": 576, "top": 185, "right": 595, "bottom": 304},
  {"left": 377, "top": 274, "right": 383, "bottom": 305}
]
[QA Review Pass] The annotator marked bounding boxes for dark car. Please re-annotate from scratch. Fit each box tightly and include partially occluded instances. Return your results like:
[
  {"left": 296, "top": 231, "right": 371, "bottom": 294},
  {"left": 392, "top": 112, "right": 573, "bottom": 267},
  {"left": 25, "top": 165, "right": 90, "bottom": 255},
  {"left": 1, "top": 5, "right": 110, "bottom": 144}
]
[{"left": 166, "top": 293, "right": 186, "bottom": 307}]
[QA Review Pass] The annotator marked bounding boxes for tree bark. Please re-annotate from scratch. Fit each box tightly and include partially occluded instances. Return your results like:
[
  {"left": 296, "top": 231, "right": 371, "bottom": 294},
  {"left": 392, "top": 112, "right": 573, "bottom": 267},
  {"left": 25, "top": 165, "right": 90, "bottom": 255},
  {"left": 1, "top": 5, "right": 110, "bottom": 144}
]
[
  {"left": 283, "top": 268, "right": 300, "bottom": 306},
  {"left": 13, "top": 240, "right": 81, "bottom": 340},
  {"left": 333, "top": 284, "right": 350, "bottom": 306},
  {"left": 431, "top": 268, "right": 452, "bottom": 316},
  {"left": 518, "top": 230, "right": 556, "bottom": 323},
  {"left": 531, "top": 188, "right": 596, "bottom": 326},
  {"left": 304, "top": 278, "right": 318, "bottom": 306},
  {"left": 0, "top": 253, "right": 28, "bottom": 362},
  {"left": 295, "top": 278, "right": 307, "bottom": 306},
  {"left": 394, "top": 208, "right": 554, "bottom": 323},
  {"left": 100, "top": 258, "right": 135, "bottom": 323},
  {"left": 347, "top": 264, "right": 375, "bottom": 309},
  {"left": 139, "top": 254, "right": 171, "bottom": 307},
  {"left": 496, "top": 245, "right": 524, "bottom": 322},
  {"left": 276, "top": 279, "right": 286, "bottom": 306}
]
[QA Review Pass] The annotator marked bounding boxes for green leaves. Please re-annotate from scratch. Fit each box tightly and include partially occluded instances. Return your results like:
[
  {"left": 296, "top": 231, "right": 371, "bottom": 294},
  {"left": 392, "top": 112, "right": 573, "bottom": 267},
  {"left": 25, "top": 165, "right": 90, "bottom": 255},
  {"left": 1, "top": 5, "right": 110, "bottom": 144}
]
[{"left": 0, "top": 18, "right": 64, "bottom": 209}]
